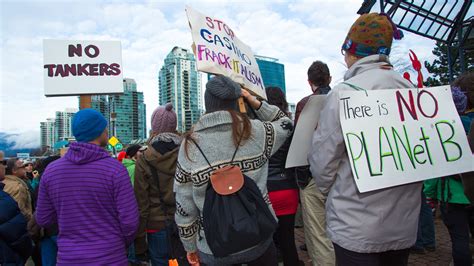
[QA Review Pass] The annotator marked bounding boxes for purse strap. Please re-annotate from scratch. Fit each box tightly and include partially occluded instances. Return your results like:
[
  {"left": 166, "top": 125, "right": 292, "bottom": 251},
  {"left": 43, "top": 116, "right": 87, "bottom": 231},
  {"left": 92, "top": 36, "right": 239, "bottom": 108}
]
[{"left": 146, "top": 161, "right": 170, "bottom": 217}]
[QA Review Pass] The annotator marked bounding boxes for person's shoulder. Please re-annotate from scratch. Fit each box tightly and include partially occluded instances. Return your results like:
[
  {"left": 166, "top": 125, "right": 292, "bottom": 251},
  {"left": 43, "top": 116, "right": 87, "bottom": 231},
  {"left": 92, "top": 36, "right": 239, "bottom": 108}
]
[
  {"left": 297, "top": 95, "right": 312, "bottom": 106},
  {"left": 44, "top": 157, "right": 66, "bottom": 170},
  {"left": 3, "top": 175, "right": 22, "bottom": 185},
  {"left": 0, "top": 190, "right": 20, "bottom": 220},
  {"left": 104, "top": 157, "right": 126, "bottom": 170}
]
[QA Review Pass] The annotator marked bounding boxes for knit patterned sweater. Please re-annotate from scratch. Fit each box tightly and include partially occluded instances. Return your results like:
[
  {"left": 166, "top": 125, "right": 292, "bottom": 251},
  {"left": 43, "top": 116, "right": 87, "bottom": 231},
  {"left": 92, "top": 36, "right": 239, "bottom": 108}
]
[{"left": 174, "top": 102, "right": 293, "bottom": 264}]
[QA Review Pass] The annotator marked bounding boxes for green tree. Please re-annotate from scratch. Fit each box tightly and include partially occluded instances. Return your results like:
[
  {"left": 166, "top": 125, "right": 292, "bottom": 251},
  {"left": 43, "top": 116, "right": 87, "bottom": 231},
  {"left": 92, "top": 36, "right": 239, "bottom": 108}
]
[{"left": 424, "top": 40, "right": 474, "bottom": 86}]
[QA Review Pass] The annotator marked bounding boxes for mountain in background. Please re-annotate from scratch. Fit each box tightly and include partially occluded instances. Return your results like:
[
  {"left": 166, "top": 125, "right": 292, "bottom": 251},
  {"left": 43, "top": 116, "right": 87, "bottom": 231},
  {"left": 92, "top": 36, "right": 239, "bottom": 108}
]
[{"left": 0, "top": 132, "right": 41, "bottom": 157}]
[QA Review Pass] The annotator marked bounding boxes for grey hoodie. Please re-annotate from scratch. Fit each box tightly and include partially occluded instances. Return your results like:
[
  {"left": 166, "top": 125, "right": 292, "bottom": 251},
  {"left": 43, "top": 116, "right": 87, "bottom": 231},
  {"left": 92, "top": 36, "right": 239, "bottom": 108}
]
[{"left": 309, "top": 55, "right": 422, "bottom": 253}]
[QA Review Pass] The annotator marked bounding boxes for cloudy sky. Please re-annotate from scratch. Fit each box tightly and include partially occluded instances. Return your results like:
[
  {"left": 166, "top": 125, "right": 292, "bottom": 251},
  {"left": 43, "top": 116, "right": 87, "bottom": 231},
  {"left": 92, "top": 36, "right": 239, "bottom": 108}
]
[{"left": 1, "top": 0, "right": 439, "bottom": 148}]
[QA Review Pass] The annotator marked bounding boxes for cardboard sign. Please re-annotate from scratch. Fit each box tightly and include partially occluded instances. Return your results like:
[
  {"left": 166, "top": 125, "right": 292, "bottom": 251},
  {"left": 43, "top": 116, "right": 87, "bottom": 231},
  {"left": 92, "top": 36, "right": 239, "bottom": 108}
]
[
  {"left": 186, "top": 6, "right": 266, "bottom": 99},
  {"left": 43, "top": 39, "right": 123, "bottom": 96},
  {"left": 339, "top": 86, "right": 474, "bottom": 193},
  {"left": 286, "top": 95, "right": 326, "bottom": 168}
]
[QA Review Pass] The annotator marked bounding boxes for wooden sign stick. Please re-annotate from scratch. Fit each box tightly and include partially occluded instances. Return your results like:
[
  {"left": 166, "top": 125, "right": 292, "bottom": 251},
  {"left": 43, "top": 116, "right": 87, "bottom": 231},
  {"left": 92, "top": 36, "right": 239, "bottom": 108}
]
[
  {"left": 238, "top": 97, "right": 247, "bottom": 113},
  {"left": 79, "top": 95, "right": 92, "bottom": 109}
]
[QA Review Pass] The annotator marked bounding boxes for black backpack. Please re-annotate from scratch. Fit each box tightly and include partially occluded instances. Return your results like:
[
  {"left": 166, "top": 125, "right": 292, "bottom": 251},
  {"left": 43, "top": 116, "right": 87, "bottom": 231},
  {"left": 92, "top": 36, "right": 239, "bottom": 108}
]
[{"left": 191, "top": 139, "right": 278, "bottom": 258}]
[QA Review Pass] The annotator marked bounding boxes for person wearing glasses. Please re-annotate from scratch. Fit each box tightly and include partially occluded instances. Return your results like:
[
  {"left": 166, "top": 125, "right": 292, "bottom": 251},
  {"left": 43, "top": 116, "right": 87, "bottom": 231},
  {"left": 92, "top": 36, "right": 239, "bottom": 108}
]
[
  {"left": 0, "top": 151, "right": 33, "bottom": 265},
  {"left": 4, "top": 158, "right": 33, "bottom": 227}
]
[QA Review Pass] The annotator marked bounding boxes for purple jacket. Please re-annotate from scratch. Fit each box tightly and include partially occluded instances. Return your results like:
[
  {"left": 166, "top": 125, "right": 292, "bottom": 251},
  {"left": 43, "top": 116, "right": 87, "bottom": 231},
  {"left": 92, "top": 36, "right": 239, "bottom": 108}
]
[{"left": 36, "top": 142, "right": 139, "bottom": 265}]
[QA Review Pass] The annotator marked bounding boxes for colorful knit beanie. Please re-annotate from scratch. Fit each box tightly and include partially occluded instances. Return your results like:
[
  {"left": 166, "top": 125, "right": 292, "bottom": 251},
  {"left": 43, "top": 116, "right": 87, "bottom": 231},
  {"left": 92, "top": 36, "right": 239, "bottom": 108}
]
[{"left": 342, "top": 13, "right": 403, "bottom": 57}]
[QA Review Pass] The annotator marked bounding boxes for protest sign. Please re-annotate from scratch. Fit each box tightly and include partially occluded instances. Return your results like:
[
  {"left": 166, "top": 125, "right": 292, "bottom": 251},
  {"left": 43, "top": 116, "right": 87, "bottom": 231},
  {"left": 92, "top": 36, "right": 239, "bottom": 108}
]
[
  {"left": 186, "top": 6, "right": 266, "bottom": 99},
  {"left": 286, "top": 95, "right": 326, "bottom": 168},
  {"left": 340, "top": 85, "right": 474, "bottom": 193},
  {"left": 43, "top": 39, "right": 123, "bottom": 96}
]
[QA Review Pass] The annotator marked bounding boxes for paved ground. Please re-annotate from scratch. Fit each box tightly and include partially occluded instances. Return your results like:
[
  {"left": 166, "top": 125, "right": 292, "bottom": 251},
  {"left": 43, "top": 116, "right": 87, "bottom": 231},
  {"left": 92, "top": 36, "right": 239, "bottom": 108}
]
[
  {"left": 27, "top": 214, "right": 471, "bottom": 266},
  {"left": 294, "top": 216, "right": 468, "bottom": 266}
]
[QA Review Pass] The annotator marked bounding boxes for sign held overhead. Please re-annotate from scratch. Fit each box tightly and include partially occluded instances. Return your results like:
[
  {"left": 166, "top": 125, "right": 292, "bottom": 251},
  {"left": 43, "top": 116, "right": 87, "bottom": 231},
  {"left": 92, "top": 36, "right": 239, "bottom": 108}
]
[
  {"left": 186, "top": 6, "right": 266, "bottom": 99},
  {"left": 43, "top": 39, "right": 123, "bottom": 97}
]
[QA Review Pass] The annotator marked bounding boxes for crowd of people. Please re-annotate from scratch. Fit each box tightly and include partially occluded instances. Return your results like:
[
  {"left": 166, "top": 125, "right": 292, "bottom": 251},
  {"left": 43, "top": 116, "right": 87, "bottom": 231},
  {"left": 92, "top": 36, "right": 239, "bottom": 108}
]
[{"left": 1, "top": 12, "right": 473, "bottom": 266}]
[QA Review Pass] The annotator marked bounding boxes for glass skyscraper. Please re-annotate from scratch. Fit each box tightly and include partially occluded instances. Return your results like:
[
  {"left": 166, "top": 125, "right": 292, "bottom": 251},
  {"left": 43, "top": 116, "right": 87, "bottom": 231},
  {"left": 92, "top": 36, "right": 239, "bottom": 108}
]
[
  {"left": 255, "top": 55, "right": 286, "bottom": 93},
  {"left": 40, "top": 118, "right": 55, "bottom": 151},
  {"left": 91, "top": 95, "right": 109, "bottom": 119},
  {"left": 159, "top": 47, "right": 202, "bottom": 132},
  {"left": 88, "top": 79, "right": 147, "bottom": 144},
  {"left": 40, "top": 108, "right": 77, "bottom": 152},
  {"left": 108, "top": 78, "right": 147, "bottom": 144},
  {"left": 55, "top": 108, "right": 77, "bottom": 142}
]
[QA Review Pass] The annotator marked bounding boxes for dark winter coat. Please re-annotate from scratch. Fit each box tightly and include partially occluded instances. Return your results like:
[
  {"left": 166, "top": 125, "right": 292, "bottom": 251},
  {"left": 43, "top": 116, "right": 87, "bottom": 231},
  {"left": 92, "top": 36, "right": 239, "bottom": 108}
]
[{"left": 0, "top": 182, "right": 33, "bottom": 264}]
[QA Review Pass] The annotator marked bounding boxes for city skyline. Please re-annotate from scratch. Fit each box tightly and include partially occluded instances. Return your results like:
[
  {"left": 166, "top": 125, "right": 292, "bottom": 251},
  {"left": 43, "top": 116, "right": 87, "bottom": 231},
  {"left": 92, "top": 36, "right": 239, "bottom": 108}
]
[
  {"left": 159, "top": 46, "right": 203, "bottom": 133},
  {"left": 40, "top": 108, "right": 78, "bottom": 152},
  {"left": 40, "top": 79, "right": 147, "bottom": 151},
  {"left": 1, "top": 1, "right": 439, "bottom": 149}
]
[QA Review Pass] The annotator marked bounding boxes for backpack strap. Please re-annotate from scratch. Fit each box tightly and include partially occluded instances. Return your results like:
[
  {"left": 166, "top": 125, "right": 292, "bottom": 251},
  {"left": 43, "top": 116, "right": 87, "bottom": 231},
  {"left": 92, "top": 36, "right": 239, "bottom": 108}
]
[
  {"left": 190, "top": 138, "right": 212, "bottom": 168},
  {"left": 230, "top": 132, "right": 244, "bottom": 164},
  {"left": 146, "top": 161, "right": 170, "bottom": 218},
  {"left": 190, "top": 133, "right": 243, "bottom": 167}
]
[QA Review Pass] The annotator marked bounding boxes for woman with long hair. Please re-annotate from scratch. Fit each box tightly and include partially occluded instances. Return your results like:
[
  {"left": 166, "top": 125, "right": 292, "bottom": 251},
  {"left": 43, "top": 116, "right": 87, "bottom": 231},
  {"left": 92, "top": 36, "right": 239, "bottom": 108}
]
[{"left": 175, "top": 76, "right": 293, "bottom": 266}]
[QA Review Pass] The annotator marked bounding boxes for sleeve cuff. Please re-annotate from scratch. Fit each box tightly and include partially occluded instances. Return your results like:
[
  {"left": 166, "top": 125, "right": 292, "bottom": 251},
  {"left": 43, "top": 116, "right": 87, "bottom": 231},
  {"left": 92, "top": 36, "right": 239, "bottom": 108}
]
[
  {"left": 182, "top": 238, "right": 197, "bottom": 253},
  {"left": 254, "top": 101, "right": 279, "bottom": 120}
]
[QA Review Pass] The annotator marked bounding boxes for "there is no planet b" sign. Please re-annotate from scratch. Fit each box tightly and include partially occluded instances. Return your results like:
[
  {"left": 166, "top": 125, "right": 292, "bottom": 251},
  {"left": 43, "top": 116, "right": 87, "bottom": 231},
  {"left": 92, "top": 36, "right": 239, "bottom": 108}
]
[{"left": 339, "top": 85, "right": 474, "bottom": 193}]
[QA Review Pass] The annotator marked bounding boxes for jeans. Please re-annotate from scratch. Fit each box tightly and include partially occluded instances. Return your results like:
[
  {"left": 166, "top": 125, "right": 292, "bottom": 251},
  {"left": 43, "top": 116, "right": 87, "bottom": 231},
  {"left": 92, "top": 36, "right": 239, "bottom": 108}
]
[
  {"left": 41, "top": 236, "right": 58, "bottom": 266},
  {"left": 128, "top": 243, "right": 139, "bottom": 264},
  {"left": 148, "top": 230, "right": 169, "bottom": 266},
  {"left": 333, "top": 243, "right": 410, "bottom": 266},
  {"left": 414, "top": 192, "right": 436, "bottom": 249},
  {"left": 441, "top": 203, "right": 472, "bottom": 266}
]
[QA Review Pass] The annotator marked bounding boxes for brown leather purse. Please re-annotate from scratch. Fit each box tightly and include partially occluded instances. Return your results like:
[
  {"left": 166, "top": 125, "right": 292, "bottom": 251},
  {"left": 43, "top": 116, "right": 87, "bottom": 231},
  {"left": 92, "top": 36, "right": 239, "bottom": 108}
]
[
  {"left": 210, "top": 165, "right": 244, "bottom": 195},
  {"left": 190, "top": 137, "right": 244, "bottom": 196}
]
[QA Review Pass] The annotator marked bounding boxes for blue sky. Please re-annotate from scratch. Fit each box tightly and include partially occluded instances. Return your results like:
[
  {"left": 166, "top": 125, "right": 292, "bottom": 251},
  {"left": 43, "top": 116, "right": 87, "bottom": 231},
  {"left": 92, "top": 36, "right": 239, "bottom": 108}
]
[{"left": 0, "top": 0, "right": 440, "bottom": 148}]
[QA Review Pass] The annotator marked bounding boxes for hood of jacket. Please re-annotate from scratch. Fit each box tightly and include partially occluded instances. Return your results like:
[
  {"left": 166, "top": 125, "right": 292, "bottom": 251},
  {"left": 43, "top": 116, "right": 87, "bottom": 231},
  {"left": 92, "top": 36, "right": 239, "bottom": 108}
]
[
  {"left": 64, "top": 142, "right": 111, "bottom": 165},
  {"left": 122, "top": 158, "right": 135, "bottom": 168},
  {"left": 344, "top": 54, "right": 392, "bottom": 81},
  {"left": 143, "top": 132, "right": 182, "bottom": 176}
]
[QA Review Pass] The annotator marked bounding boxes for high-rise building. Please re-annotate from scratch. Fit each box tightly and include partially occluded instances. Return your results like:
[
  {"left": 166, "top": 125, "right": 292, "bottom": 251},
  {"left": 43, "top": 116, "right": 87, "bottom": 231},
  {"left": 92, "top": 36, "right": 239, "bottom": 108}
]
[
  {"left": 91, "top": 95, "right": 109, "bottom": 120},
  {"left": 255, "top": 55, "right": 286, "bottom": 93},
  {"left": 55, "top": 108, "right": 77, "bottom": 142},
  {"left": 40, "top": 118, "right": 55, "bottom": 151},
  {"left": 108, "top": 78, "right": 147, "bottom": 144},
  {"left": 159, "top": 47, "right": 202, "bottom": 132}
]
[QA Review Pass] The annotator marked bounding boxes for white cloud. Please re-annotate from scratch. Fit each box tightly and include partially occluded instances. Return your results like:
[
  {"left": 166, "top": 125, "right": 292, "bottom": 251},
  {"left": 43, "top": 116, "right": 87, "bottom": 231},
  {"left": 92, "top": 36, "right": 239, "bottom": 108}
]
[
  {"left": 0, "top": 1, "right": 438, "bottom": 141},
  {"left": 4, "top": 130, "right": 41, "bottom": 149}
]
